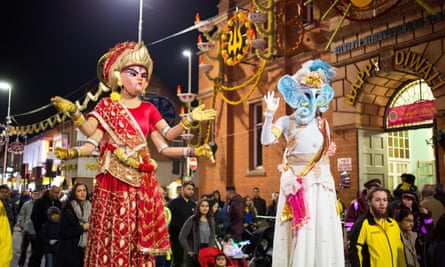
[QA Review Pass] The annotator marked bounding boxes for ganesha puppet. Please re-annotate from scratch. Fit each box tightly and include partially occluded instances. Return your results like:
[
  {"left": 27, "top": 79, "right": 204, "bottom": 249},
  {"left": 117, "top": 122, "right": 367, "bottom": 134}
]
[{"left": 261, "top": 59, "right": 344, "bottom": 267}]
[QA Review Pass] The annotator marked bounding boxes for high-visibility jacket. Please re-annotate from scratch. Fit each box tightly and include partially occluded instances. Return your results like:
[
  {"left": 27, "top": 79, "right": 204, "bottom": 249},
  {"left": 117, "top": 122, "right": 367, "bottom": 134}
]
[
  {"left": 349, "top": 211, "right": 406, "bottom": 267},
  {"left": 0, "top": 201, "right": 12, "bottom": 267}
]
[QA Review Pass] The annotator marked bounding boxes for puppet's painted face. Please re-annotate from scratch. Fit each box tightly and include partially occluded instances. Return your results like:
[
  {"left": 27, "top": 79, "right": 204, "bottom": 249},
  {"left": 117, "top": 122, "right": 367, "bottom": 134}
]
[
  {"left": 277, "top": 74, "right": 334, "bottom": 125},
  {"left": 120, "top": 65, "right": 149, "bottom": 96}
]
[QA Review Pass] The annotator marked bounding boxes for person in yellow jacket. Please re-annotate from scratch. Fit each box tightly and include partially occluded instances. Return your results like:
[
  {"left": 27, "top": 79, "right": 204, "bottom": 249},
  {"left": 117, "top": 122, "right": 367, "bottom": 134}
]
[
  {"left": 348, "top": 187, "right": 406, "bottom": 267},
  {"left": 0, "top": 198, "right": 13, "bottom": 266}
]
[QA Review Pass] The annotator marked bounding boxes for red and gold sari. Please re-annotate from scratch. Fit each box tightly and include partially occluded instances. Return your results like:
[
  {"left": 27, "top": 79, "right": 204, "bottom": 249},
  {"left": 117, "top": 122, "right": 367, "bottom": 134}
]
[{"left": 84, "top": 98, "right": 169, "bottom": 267}]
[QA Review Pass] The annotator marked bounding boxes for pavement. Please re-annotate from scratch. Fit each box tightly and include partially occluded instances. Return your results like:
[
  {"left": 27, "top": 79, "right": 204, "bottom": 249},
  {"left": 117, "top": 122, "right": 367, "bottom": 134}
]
[{"left": 11, "top": 225, "right": 45, "bottom": 267}]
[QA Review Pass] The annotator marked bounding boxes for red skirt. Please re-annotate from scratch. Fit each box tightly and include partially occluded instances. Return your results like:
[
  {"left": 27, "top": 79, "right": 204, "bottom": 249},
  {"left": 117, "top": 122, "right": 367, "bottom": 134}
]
[{"left": 84, "top": 172, "right": 169, "bottom": 267}]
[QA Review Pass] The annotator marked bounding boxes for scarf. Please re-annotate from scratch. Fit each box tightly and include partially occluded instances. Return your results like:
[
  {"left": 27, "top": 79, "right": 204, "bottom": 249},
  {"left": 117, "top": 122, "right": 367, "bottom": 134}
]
[{"left": 72, "top": 200, "right": 91, "bottom": 248}]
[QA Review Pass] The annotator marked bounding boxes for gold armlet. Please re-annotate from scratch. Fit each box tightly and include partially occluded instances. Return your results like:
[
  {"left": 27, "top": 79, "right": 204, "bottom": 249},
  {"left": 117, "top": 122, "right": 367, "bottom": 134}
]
[{"left": 73, "top": 114, "right": 85, "bottom": 127}]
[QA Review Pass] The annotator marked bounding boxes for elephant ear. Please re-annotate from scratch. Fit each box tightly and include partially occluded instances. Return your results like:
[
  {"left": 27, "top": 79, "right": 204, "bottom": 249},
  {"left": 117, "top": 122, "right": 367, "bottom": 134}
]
[
  {"left": 277, "top": 75, "right": 300, "bottom": 109},
  {"left": 316, "top": 84, "right": 334, "bottom": 113}
]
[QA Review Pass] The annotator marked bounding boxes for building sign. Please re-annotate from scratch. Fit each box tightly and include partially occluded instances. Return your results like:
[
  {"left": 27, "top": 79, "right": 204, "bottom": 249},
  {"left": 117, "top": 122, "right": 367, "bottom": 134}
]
[
  {"left": 345, "top": 51, "right": 445, "bottom": 106},
  {"left": 220, "top": 11, "right": 252, "bottom": 66},
  {"left": 337, "top": 157, "right": 352, "bottom": 172},
  {"left": 333, "top": 10, "right": 445, "bottom": 55},
  {"left": 387, "top": 100, "right": 436, "bottom": 127}
]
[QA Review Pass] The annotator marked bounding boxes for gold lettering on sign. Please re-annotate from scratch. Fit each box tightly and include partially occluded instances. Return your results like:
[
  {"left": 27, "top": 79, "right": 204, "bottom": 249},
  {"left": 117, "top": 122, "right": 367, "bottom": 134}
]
[
  {"left": 394, "top": 51, "right": 445, "bottom": 90},
  {"left": 346, "top": 51, "right": 445, "bottom": 106},
  {"left": 345, "top": 62, "right": 374, "bottom": 106}
]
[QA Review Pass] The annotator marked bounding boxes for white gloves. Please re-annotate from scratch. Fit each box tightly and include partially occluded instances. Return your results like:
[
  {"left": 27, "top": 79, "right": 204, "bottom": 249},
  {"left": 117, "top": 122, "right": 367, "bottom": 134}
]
[{"left": 264, "top": 91, "right": 280, "bottom": 115}]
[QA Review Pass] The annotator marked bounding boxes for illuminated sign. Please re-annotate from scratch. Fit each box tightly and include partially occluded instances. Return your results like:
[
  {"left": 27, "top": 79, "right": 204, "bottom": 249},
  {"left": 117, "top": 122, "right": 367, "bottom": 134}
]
[{"left": 220, "top": 11, "right": 252, "bottom": 66}]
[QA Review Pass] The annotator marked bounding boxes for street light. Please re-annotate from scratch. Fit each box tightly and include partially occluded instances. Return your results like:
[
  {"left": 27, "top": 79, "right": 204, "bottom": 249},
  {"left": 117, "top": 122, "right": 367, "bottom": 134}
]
[
  {"left": 182, "top": 50, "right": 192, "bottom": 94},
  {"left": 0, "top": 81, "right": 11, "bottom": 184}
]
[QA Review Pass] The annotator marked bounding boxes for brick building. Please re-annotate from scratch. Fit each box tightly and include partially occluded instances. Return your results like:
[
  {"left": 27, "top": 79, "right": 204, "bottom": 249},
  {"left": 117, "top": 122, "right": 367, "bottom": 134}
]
[{"left": 194, "top": 0, "right": 445, "bottom": 207}]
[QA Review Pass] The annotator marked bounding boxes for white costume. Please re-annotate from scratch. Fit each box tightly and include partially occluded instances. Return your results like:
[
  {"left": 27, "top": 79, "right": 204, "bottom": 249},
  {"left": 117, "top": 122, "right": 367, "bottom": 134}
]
[{"left": 261, "top": 60, "right": 344, "bottom": 267}]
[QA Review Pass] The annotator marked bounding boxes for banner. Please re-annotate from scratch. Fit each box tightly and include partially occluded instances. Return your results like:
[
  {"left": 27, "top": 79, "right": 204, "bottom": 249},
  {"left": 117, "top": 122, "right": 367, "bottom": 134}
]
[{"left": 387, "top": 100, "right": 436, "bottom": 127}]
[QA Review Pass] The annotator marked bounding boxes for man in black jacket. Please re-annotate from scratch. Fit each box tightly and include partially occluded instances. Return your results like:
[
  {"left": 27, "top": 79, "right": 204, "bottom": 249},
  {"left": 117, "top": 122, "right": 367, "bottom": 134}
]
[
  {"left": 252, "top": 187, "right": 267, "bottom": 216},
  {"left": 168, "top": 181, "right": 196, "bottom": 267},
  {"left": 28, "top": 185, "right": 61, "bottom": 267}
]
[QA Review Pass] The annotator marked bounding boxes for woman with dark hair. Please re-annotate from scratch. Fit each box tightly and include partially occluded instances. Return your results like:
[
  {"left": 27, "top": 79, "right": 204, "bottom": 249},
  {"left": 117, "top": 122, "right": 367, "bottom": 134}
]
[
  {"left": 243, "top": 196, "right": 257, "bottom": 233},
  {"left": 55, "top": 183, "right": 91, "bottom": 267},
  {"left": 179, "top": 198, "right": 216, "bottom": 267},
  {"left": 427, "top": 213, "right": 445, "bottom": 266},
  {"left": 212, "top": 190, "right": 225, "bottom": 209},
  {"left": 396, "top": 208, "right": 420, "bottom": 267},
  {"left": 391, "top": 190, "right": 432, "bottom": 266},
  {"left": 211, "top": 200, "right": 230, "bottom": 239}
]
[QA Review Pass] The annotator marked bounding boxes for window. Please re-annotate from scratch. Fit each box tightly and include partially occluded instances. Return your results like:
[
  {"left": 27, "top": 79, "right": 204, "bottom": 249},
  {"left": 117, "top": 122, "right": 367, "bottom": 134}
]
[{"left": 250, "top": 102, "right": 263, "bottom": 169}]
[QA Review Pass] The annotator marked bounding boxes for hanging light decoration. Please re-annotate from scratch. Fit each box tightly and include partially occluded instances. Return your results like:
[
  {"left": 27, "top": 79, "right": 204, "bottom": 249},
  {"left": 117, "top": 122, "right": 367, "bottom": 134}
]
[{"left": 8, "top": 136, "right": 24, "bottom": 154}]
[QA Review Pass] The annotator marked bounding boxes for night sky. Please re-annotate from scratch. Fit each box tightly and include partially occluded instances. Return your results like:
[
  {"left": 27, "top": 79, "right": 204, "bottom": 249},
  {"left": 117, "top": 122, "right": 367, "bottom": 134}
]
[{"left": 0, "top": 0, "right": 218, "bottom": 126}]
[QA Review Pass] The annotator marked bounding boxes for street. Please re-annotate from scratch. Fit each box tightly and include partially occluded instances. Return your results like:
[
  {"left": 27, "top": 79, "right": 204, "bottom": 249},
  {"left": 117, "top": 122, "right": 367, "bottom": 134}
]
[{"left": 11, "top": 225, "right": 45, "bottom": 267}]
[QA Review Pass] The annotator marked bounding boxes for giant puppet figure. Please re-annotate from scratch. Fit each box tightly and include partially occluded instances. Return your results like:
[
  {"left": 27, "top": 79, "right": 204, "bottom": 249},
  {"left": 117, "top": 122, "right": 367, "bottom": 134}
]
[
  {"left": 51, "top": 41, "right": 215, "bottom": 266},
  {"left": 261, "top": 59, "right": 344, "bottom": 267}
]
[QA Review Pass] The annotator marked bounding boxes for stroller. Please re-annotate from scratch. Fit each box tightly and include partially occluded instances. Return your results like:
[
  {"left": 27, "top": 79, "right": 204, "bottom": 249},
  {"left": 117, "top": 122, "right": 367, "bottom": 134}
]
[
  {"left": 243, "top": 224, "right": 274, "bottom": 267},
  {"left": 198, "top": 247, "right": 239, "bottom": 267}
]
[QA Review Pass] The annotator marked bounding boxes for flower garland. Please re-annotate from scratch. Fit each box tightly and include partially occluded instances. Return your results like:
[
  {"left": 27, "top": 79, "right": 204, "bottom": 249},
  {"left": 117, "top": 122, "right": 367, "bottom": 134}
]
[{"left": 105, "top": 143, "right": 156, "bottom": 172}]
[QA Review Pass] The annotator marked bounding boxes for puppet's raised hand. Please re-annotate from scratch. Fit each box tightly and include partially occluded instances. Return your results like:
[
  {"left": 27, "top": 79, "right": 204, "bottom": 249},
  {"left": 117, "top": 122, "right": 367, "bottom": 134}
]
[
  {"left": 264, "top": 91, "right": 280, "bottom": 114},
  {"left": 189, "top": 104, "right": 216, "bottom": 122},
  {"left": 51, "top": 96, "right": 78, "bottom": 115}
]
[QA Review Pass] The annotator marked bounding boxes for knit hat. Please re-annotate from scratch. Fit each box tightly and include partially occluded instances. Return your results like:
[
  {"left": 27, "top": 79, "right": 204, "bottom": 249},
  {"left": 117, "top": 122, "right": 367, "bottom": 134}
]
[
  {"left": 364, "top": 178, "right": 381, "bottom": 189},
  {"left": 47, "top": 206, "right": 61, "bottom": 216}
]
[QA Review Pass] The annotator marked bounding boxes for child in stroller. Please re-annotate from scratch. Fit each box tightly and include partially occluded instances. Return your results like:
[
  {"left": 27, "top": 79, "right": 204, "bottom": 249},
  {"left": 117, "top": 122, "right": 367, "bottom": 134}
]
[{"left": 198, "top": 247, "right": 237, "bottom": 267}]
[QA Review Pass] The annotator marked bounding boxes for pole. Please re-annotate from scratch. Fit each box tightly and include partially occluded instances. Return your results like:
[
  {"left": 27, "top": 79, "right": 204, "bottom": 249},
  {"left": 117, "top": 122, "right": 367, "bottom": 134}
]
[
  {"left": 2, "top": 87, "right": 11, "bottom": 183},
  {"left": 138, "top": 0, "right": 144, "bottom": 43},
  {"left": 187, "top": 54, "right": 192, "bottom": 94}
]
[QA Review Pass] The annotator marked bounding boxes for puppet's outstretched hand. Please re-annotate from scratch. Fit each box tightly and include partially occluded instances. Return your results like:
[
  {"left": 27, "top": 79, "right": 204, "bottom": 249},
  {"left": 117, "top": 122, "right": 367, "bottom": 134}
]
[
  {"left": 190, "top": 104, "right": 216, "bottom": 122},
  {"left": 264, "top": 91, "right": 280, "bottom": 115},
  {"left": 195, "top": 144, "right": 215, "bottom": 163},
  {"left": 54, "top": 147, "right": 80, "bottom": 160},
  {"left": 51, "top": 96, "right": 78, "bottom": 115}
]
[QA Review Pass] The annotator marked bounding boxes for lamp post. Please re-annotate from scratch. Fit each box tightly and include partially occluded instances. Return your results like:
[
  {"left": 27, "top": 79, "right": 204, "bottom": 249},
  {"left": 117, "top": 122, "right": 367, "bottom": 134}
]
[
  {"left": 181, "top": 50, "right": 193, "bottom": 181},
  {"left": 182, "top": 50, "right": 192, "bottom": 94},
  {"left": 0, "top": 82, "right": 11, "bottom": 184}
]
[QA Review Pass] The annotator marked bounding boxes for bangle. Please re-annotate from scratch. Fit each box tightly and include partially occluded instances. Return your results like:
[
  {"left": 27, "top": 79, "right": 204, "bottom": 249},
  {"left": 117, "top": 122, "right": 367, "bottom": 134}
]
[
  {"left": 161, "top": 126, "right": 171, "bottom": 137},
  {"left": 73, "top": 114, "right": 85, "bottom": 127},
  {"left": 183, "top": 147, "right": 190, "bottom": 158},
  {"left": 190, "top": 148, "right": 195, "bottom": 157},
  {"left": 86, "top": 138, "right": 99, "bottom": 148},
  {"left": 75, "top": 147, "right": 82, "bottom": 157},
  {"left": 158, "top": 144, "right": 168, "bottom": 153}
]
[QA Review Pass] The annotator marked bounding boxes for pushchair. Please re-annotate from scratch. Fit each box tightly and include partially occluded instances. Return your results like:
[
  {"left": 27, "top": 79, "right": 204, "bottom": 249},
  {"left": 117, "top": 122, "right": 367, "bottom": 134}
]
[
  {"left": 243, "top": 224, "right": 274, "bottom": 267},
  {"left": 198, "top": 247, "right": 239, "bottom": 267}
]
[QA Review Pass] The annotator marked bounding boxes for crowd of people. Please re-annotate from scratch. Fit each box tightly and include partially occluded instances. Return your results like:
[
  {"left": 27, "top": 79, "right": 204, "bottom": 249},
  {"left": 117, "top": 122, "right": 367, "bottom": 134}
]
[
  {"left": 2, "top": 175, "right": 445, "bottom": 267},
  {"left": 0, "top": 182, "right": 277, "bottom": 267},
  {"left": 341, "top": 176, "right": 445, "bottom": 267}
]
